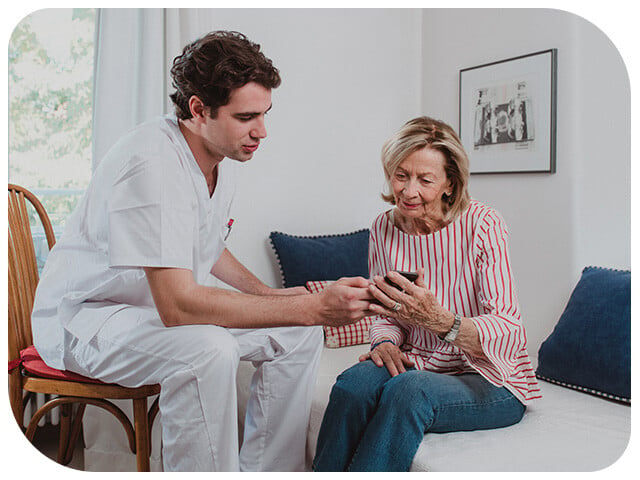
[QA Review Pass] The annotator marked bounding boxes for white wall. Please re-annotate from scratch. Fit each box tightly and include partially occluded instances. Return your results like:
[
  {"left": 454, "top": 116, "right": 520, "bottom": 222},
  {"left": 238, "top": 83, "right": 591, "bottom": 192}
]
[
  {"left": 190, "top": 9, "right": 423, "bottom": 288},
  {"left": 171, "top": 8, "right": 630, "bottom": 356},
  {"left": 420, "top": 9, "right": 631, "bottom": 354}
]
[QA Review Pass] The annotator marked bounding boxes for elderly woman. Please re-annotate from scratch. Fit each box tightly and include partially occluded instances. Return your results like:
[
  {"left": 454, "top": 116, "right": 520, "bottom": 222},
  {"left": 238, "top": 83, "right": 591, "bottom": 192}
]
[{"left": 313, "top": 117, "right": 540, "bottom": 472}]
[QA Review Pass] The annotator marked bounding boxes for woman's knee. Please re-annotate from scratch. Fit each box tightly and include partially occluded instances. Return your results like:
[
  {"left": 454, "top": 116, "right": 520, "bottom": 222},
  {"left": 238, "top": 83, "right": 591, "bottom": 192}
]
[
  {"left": 374, "top": 371, "right": 439, "bottom": 433},
  {"left": 331, "top": 361, "right": 390, "bottom": 403},
  {"left": 379, "top": 371, "right": 434, "bottom": 412}
]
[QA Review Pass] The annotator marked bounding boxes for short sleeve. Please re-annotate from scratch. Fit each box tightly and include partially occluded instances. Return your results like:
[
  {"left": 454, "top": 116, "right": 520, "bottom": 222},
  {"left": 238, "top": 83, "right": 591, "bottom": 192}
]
[{"left": 108, "top": 152, "right": 195, "bottom": 269}]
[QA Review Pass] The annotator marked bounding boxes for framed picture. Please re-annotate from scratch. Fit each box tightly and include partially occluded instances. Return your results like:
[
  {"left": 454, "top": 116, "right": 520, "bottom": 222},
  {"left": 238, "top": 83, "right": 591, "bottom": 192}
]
[{"left": 459, "top": 49, "right": 557, "bottom": 174}]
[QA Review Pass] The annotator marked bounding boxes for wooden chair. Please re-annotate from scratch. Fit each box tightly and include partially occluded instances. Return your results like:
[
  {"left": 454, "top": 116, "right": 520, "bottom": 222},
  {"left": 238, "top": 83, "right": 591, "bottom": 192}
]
[{"left": 8, "top": 184, "right": 161, "bottom": 471}]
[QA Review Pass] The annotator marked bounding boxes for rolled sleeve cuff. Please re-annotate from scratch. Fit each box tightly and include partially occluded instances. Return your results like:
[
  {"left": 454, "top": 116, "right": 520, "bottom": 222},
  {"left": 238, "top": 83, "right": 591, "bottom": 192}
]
[{"left": 369, "top": 316, "right": 406, "bottom": 346}]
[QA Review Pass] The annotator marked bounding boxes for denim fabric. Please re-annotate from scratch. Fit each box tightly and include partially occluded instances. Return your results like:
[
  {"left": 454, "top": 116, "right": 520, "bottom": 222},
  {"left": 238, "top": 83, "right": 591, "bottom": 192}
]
[{"left": 313, "top": 360, "right": 526, "bottom": 472}]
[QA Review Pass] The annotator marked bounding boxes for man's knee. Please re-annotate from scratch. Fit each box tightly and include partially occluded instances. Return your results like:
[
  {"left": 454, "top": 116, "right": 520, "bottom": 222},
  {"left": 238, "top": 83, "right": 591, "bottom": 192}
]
[
  {"left": 266, "top": 325, "right": 323, "bottom": 358},
  {"left": 158, "top": 325, "right": 241, "bottom": 402},
  {"left": 175, "top": 324, "right": 240, "bottom": 371},
  {"left": 294, "top": 325, "right": 323, "bottom": 352}
]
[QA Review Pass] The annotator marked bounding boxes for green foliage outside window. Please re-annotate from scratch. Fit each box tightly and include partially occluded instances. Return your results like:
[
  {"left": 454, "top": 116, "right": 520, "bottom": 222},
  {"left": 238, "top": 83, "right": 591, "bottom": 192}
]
[{"left": 9, "top": 8, "right": 96, "bottom": 230}]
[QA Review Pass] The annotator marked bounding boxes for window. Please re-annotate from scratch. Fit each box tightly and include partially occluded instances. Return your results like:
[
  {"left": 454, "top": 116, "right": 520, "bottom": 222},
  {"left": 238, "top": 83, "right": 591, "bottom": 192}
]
[{"left": 9, "top": 8, "right": 96, "bottom": 266}]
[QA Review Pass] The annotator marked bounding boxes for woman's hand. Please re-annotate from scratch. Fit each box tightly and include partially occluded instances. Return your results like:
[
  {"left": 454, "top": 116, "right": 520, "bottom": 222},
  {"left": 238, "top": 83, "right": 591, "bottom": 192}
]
[
  {"left": 368, "top": 269, "right": 487, "bottom": 358},
  {"left": 368, "top": 269, "right": 451, "bottom": 337},
  {"left": 359, "top": 340, "right": 414, "bottom": 377}
]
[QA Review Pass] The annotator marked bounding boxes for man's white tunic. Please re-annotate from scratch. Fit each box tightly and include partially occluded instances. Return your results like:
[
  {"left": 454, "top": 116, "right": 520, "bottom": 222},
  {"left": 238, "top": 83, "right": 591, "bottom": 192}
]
[{"left": 31, "top": 115, "right": 322, "bottom": 471}]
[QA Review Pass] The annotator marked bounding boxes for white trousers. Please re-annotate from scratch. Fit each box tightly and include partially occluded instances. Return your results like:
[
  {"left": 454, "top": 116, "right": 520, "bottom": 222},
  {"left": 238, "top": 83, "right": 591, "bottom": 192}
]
[{"left": 62, "top": 305, "right": 324, "bottom": 471}]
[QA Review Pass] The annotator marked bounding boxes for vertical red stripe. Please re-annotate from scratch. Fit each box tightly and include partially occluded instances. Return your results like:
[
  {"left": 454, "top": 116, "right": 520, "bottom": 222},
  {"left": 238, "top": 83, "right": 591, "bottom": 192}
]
[{"left": 367, "top": 202, "right": 536, "bottom": 404}]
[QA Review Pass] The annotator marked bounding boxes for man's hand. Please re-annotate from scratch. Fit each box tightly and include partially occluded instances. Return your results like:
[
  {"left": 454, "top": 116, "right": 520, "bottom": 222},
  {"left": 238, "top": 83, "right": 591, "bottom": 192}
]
[{"left": 315, "top": 276, "right": 374, "bottom": 327}]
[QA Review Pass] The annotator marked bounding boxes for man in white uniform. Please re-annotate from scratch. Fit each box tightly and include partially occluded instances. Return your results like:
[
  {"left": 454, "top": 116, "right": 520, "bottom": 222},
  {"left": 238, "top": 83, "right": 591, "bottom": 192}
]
[{"left": 31, "top": 31, "right": 372, "bottom": 472}]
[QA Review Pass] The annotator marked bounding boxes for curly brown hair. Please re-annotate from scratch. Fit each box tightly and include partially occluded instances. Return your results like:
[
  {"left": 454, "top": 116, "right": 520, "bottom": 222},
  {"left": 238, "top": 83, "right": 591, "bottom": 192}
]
[{"left": 169, "top": 31, "right": 281, "bottom": 120}]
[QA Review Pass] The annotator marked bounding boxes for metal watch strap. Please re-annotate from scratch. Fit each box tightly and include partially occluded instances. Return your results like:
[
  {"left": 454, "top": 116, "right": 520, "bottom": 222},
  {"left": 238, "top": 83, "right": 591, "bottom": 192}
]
[{"left": 443, "top": 313, "right": 461, "bottom": 343}]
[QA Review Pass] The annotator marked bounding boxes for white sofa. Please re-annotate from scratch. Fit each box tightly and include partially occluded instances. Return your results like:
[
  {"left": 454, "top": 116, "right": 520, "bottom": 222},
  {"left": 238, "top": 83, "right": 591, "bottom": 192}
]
[
  {"left": 238, "top": 343, "right": 631, "bottom": 472},
  {"left": 78, "top": 341, "right": 629, "bottom": 472},
  {"left": 78, "top": 255, "right": 631, "bottom": 473}
]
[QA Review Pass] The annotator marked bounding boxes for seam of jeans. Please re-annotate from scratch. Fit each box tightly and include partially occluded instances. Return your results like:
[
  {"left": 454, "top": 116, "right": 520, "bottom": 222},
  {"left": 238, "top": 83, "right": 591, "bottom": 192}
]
[{"left": 432, "top": 389, "right": 522, "bottom": 411}]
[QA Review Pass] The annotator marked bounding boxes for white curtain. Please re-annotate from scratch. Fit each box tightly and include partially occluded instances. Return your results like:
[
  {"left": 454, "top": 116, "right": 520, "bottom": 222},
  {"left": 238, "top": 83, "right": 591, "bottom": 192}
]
[
  {"left": 91, "top": 8, "right": 215, "bottom": 168},
  {"left": 91, "top": 8, "right": 166, "bottom": 167}
]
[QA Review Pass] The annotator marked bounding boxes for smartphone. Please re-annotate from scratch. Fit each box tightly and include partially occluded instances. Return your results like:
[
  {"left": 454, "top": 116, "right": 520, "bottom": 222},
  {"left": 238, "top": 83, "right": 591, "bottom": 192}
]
[{"left": 384, "top": 271, "right": 418, "bottom": 290}]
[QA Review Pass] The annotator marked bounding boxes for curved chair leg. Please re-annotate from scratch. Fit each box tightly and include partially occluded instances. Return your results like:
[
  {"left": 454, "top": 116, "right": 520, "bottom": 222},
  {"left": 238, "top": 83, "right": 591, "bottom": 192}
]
[
  {"left": 25, "top": 395, "right": 155, "bottom": 471},
  {"left": 148, "top": 396, "right": 160, "bottom": 450},
  {"left": 25, "top": 397, "right": 137, "bottom": 453},
  {"left": 133, "top": 397, "right": 151, "bottom": 472},
  {"left": 60, "top": 403, "right": 86, "bottom": 465},
  {"left": 57, "top": 403, "right": 72, "bottom": 464}
]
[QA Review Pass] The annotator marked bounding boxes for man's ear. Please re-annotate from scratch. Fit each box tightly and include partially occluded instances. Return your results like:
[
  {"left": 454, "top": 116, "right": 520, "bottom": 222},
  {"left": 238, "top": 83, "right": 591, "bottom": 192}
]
[{"left": 188, "top": 95, "right": 207, "bottom": 121}]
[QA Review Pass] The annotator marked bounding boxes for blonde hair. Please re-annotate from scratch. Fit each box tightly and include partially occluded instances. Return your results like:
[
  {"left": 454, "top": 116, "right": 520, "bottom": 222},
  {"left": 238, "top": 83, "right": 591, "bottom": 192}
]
[{"left": 381, "top": 116, "right": 470, "bottom": 222}]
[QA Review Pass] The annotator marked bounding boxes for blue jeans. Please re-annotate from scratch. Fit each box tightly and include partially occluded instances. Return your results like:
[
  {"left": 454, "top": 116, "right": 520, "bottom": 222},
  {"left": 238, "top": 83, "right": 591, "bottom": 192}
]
[{"left": 313, "top": 360, "right": 526, "bottom": 471}]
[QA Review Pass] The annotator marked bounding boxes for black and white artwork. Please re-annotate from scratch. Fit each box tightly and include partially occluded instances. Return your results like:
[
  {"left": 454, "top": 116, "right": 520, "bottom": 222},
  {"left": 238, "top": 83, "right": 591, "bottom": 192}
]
[{"left": 460, "top": 50, "right": 556, "bottom": 174}]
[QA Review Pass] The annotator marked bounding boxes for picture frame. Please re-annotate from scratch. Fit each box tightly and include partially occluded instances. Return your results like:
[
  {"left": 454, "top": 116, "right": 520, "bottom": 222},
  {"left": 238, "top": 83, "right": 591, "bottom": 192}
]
[{"left": 459, "top": 49, "right": 557, "bottom": 174}]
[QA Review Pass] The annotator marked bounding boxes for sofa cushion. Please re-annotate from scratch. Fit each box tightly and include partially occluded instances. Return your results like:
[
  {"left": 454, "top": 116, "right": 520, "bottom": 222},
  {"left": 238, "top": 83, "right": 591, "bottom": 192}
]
[
  {"left": 306, "top": 280, "right": 373, "bottom": 347},
  {"left": 536, "top": 266, "right": 631, "bottom": 403},
  {"left": 269, "top": 229, "right": 369, "bottom": 288}
]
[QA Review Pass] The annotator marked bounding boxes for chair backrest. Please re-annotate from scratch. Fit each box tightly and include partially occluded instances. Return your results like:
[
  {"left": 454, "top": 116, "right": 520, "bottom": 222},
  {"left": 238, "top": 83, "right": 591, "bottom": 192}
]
[{"left": 8, "top": 184, "right": 56, "bottom": 357}]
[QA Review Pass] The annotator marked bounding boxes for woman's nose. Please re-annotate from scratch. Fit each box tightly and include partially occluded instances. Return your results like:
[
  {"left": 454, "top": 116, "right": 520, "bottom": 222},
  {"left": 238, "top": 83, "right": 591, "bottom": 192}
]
[{"left": 402, "top": 180, "right": 419, "bottom": 197}]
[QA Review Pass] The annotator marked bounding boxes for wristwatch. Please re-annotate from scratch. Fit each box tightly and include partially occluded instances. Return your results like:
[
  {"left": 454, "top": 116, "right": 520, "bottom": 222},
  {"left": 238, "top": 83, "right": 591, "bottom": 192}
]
[{"left": 442, "top": 313, "right": 461, "bottom": 343}]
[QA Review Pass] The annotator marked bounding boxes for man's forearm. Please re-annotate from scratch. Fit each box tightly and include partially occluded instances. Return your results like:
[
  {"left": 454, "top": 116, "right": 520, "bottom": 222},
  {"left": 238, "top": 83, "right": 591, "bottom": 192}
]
[
  {"left": 146, "top": 266, "right": 316, "bottom": 328},
  {"left": 210, "top": 248, "right": 272, "bottom": 295},
  {"left": 145, "top": 266, "right": 373, "bottom": 330},
  {"left": 175, "top": 283, "right": 319, "bottom": 328}
]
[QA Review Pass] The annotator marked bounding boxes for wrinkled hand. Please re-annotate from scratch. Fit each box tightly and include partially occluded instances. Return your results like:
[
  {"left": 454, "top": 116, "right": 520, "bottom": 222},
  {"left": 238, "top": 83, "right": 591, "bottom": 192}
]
[
  {"left": 318, "top": 276, "right": 374, "bottom": 327},
  {"left": 359, "top": 341, "right": 414, "bottom": 377},
  {"left": 368, "top": 269, "right": 449, "bottom": 334}
]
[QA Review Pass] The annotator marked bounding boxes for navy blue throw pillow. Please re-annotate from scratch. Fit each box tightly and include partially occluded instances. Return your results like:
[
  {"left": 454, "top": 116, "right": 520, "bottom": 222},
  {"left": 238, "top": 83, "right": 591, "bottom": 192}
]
[
  {"left": 269, "top": 229, "right": 369, "bottom": 288},
  {"left": 536, "top": 266, "right": 631, "bottom": 403}
]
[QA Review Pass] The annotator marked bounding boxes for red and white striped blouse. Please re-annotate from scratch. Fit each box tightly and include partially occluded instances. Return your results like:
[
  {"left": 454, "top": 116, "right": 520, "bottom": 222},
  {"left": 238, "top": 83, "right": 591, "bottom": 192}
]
[{"left": 368, "top": 200, "right": 541, "bottom": 404}]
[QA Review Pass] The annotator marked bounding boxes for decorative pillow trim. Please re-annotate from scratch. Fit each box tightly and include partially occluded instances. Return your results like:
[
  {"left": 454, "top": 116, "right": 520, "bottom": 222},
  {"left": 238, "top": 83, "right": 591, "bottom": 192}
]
[
  {"left": 269, "top": 229, "right": 369, "bottom": 287},
  {"left": 536, "top": 374, "right": 631, "bottom": 405},
  {"left": 268, "top": 235, "right": 287, "bottom": 288},
  {"left": 582, "top": 265, "right": 630, "bottom": 274},
  {"left": 270, "top": 229, "right": 370, "bottom": 240}
]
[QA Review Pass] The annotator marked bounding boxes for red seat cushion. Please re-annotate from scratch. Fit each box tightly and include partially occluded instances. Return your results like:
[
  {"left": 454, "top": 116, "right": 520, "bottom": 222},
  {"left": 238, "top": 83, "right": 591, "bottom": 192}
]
[{"left": 20, "top": 345, "right": 104, "bottom": 384}]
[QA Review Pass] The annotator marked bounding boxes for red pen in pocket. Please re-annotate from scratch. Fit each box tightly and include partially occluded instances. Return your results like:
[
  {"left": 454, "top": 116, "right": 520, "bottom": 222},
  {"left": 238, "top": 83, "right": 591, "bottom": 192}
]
[{"left": 224, "top": 218, "right": 234, "bottom": 241}]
